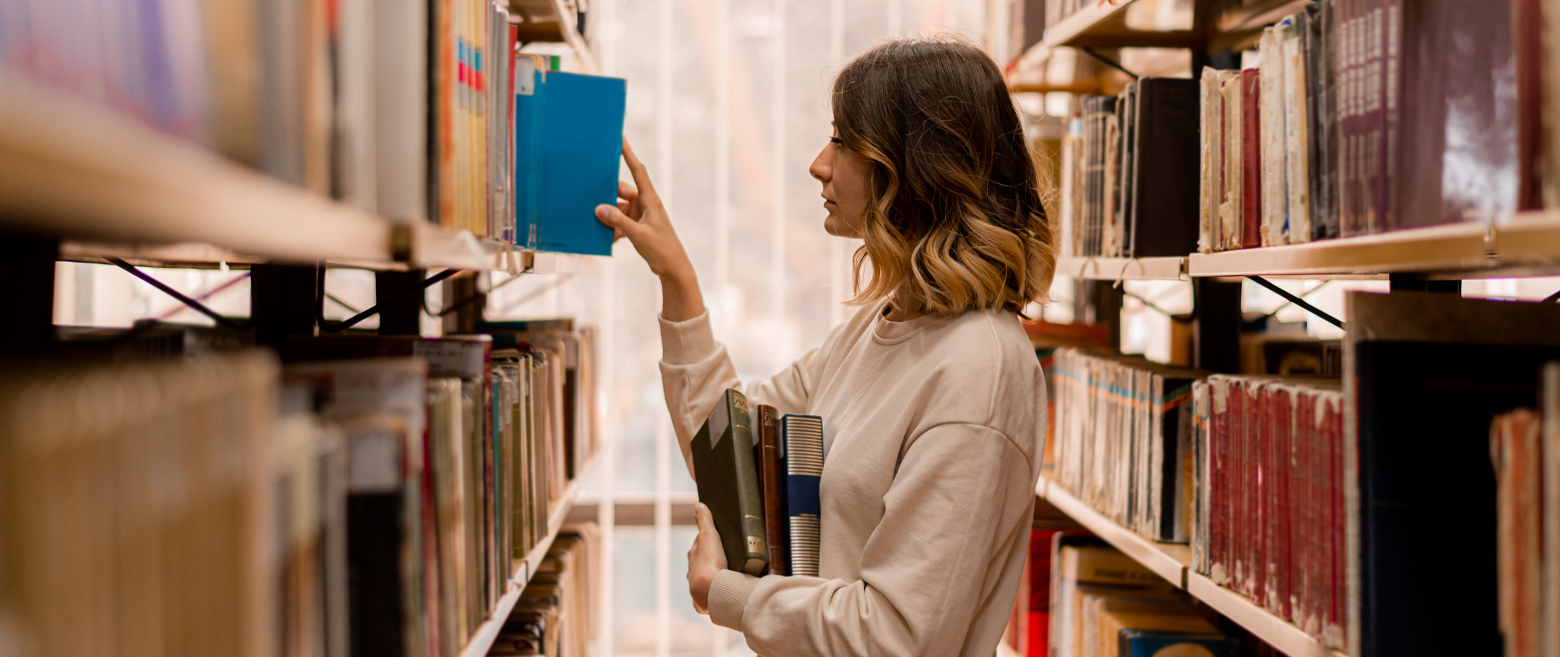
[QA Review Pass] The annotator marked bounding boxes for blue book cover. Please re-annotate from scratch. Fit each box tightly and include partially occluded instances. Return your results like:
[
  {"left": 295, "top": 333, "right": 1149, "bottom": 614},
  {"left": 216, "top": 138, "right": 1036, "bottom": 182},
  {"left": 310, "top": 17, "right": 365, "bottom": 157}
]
[
  {"left": 781, "top": 414, "right": 823, "bottom": 577},
  {"left": 1118, "top": 630, "right": 1239, "bottom": 657},
  {"left": 514, "top": 65, "right": 626, "bottom": 256}
]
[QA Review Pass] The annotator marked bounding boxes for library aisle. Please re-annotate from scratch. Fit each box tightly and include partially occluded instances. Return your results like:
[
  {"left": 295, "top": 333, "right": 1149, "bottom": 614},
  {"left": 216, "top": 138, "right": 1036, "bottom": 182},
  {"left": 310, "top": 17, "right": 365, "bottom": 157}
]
[{"left": 4, "top": 0, "right": 1560, "bottom": 656}]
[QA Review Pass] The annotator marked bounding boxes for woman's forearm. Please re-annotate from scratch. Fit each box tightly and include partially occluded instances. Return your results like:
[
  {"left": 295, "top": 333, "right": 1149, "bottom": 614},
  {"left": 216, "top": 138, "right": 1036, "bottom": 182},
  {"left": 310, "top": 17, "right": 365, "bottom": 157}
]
[{"left": 660, "top": 267, "right": 706, "bottom": 322}]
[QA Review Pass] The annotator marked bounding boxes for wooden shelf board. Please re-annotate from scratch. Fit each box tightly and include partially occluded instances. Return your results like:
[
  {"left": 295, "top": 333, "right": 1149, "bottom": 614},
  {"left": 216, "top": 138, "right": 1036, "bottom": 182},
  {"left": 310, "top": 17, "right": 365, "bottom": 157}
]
[
  {"left": 1186, "top": 573, "right": 1347, "bottom": 657},
  {"left": 0, "top": 72, "right": 394, "bottom": 264},
  {"left": 1186, "top": 222, "right": 1492, "bottom": 278},
  {"left": 458, "top": 468, "right": 587, "bottom": 657},
  {"left": 1036, "top": 475, "right": 1191, "bottom": 588},
  {"left": 1056, "top": 256, "right": 1187, "bottom": 281},
  {"left": 1044, "top": 0, "right": 1199, "bottom": 49}
]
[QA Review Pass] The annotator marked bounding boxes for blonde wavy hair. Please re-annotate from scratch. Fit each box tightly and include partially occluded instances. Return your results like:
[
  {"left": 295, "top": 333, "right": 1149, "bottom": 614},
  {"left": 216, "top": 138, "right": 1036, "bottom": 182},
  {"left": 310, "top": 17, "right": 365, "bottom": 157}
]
[{"left": 834, "top": 38, "right": 1055, "bottom": 316}]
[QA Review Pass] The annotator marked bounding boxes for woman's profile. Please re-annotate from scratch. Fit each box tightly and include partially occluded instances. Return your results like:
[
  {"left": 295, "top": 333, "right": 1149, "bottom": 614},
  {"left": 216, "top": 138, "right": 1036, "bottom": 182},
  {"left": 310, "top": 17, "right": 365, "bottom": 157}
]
[{"left": 595, "top": 36, "right": 1056, "bottom": 656}]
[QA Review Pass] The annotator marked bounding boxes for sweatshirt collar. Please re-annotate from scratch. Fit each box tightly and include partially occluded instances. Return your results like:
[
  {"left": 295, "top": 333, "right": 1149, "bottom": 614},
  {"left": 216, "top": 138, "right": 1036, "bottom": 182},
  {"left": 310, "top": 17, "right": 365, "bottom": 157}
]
[{"left": 870, "top": 298, "right": 957, "bottom": 345}]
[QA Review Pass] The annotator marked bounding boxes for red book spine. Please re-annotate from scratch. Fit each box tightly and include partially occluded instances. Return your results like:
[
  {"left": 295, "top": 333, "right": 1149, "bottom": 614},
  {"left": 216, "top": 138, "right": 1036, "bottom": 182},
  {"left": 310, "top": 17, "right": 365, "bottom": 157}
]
[
  {"left": 1240, "top": 70, "right": 1262, "bottom": 249},
  {"left": 1211, "top": 379, "right": 1227, "bottom": 583},
  {"left": 1337, "top": 0, "right": 1356, "bottom": 236},
  {"left": 1252, "top": 382, "right": 1267, "bottom": 604},
  {"left": 1327, "top": 394, "right": 1346, "bottom": 646},
  {"left": 1275, "top": 387, "right": 1293, "bottom": 620},
  {"left": 1233, "top": 379, "right": 1250, "bottom": 596},
  {"left": 1295, "top": 389, "right": 1314, "bottom": 633}
]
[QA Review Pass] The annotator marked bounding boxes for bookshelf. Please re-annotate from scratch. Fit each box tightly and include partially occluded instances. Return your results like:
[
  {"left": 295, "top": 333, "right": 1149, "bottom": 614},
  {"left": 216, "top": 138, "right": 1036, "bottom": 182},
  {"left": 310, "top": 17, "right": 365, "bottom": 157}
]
[
  {"left": 460, "top": 467, "right": 590, "bottom": 657},
  {"left": 1035, "top": 473, "right": 1346, "bottom": 657}
]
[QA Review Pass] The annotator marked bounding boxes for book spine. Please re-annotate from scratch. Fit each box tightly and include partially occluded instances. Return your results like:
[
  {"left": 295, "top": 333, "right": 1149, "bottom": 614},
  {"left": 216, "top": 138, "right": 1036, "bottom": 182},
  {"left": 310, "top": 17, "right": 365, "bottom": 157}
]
[
  {"left": 758, "top": 405, "right": 789, "bottom": 576},
  {"left": 1240, "top": 69, "right": 1262, "bottom": 250},
  {"left": 784, "top": 415, "right": 825, "bottom": 578},
  {"left": 727, "top": 394, "right": 768, "bottom": 576}
]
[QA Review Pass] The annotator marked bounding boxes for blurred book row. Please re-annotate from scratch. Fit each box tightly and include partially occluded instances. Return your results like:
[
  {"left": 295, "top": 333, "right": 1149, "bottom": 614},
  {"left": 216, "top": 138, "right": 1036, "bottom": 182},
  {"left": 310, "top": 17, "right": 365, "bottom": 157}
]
[
  {"left": 0, "top": 0, "right": 623, "bottom": 254},
  {"left": 0, "top": 319, "right": 599, "bottom": 657}
]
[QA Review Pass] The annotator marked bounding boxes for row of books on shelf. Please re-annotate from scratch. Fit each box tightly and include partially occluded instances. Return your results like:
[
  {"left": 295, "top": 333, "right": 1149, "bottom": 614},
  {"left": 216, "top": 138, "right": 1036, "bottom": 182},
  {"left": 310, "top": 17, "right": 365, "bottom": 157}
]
[
  {"left": 0, "top": 321, "right": 598, "bottom": 657},
  {"left": 488, "top": 526, "right": 599, "bottom": 657},
  {"left": 1057, "top": 0, "right": 1524, "bottom": 258},
  {"left": 1007, "top": 528, "right": 1286, "bottom": 657},
  {"left": 692, "top": 389, "right": 825, "bottom": 579},
  {"left": 0, "top": 1, "right": 624, "bottom": 254},
  {"left": 1036, "top": 290, "right": 1560, "bottom": 656}
]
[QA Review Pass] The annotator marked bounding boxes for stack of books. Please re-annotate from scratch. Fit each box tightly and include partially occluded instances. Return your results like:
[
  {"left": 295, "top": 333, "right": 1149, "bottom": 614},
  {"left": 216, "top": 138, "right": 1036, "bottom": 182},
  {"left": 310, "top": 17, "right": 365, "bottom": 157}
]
[{"left": 691, "top": 390, "right": 825, "bottom": 578}]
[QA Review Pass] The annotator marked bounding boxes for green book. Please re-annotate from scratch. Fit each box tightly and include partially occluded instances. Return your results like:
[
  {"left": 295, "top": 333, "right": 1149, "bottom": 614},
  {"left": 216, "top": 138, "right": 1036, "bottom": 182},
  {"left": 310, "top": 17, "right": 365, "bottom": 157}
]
[{"left": 691, "top": 389, "right": 769, "bottom": 576}]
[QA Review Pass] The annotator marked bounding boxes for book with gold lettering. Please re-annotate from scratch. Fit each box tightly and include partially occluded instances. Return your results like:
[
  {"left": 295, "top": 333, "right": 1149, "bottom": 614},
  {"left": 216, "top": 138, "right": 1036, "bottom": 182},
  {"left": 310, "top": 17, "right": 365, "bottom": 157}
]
[{"left": 691, "top": 389, "right": 768, "bottom": 576}]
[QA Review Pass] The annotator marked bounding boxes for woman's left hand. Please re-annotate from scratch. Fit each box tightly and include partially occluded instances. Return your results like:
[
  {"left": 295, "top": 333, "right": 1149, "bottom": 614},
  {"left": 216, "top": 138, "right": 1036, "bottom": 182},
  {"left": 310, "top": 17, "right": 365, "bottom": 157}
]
[{"left": 687, "top": 503, "right": 728, "bottom": 614}]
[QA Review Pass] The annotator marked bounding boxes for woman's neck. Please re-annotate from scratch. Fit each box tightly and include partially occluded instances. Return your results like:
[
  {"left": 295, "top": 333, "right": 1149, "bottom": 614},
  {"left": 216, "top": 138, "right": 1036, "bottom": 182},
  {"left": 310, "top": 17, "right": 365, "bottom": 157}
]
[{"left": 884, "top": 291, "right": 926, "bottom": 322}]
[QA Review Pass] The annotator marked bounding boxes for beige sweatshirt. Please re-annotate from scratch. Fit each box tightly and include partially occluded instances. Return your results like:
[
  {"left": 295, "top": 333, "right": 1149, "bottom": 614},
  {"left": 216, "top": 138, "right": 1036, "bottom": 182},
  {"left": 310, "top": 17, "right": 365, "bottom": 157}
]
[{"left": 659, "top": 297, "right": 1047, "bottom": 656}]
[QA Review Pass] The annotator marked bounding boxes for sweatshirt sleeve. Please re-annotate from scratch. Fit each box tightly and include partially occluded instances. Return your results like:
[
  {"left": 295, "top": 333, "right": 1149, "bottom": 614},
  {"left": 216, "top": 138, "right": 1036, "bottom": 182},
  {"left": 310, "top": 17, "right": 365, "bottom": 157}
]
[
  {"left": 706, "top": 423, "right": 1036, "bottom": 656},
  {"left": 658, "top": 311, "right": 824, "bottom": 479}
]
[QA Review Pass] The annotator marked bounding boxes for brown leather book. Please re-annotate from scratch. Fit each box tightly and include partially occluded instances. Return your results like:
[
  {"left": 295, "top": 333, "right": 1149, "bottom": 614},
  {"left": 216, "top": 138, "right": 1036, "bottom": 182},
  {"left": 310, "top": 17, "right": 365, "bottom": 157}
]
[
  {"left": 755, "top": 404, "right": 789, "bottom": 576},
  {"left": 1240, "top": 68, "right": 1261, "bottom": 249}
]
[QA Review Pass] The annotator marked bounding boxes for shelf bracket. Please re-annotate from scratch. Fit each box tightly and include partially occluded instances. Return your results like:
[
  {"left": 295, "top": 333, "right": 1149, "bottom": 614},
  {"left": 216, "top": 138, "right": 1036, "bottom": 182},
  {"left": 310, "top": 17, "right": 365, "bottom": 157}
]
[
  {"left": 318, "top": 269, "right": 460, "bottom": 333},
  {"left": 105, "top": 256, "right": 254, "bottom": 332},
  {"left": 1247, "top": 275, "right": 1345, "bottom": 330}
]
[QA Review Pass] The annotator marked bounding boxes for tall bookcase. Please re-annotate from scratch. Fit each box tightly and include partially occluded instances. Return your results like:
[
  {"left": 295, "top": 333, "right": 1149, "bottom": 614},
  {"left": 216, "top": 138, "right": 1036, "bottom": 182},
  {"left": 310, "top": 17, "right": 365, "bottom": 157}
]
[
  {"left": 0, "top": 2, "right": 599, "bottom": 655},
  {"left": 1007, "top": 1, "right": 1560, "bottom": 655}
]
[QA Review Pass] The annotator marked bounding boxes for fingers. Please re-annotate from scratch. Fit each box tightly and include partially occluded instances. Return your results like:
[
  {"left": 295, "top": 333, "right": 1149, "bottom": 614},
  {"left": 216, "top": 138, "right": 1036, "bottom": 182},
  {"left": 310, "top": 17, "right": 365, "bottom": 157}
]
[
  {"left": 622, "top": 138, "right": 659, "bottom": 203},
  {"left": 594, "top": 204, "right": 637, "bottom": 234},
  {"left": 695, "top": 503, "right": 716, "bottom": 535},
  {"left": 618, "top": 180, "right": 639, "bottom": 203}
]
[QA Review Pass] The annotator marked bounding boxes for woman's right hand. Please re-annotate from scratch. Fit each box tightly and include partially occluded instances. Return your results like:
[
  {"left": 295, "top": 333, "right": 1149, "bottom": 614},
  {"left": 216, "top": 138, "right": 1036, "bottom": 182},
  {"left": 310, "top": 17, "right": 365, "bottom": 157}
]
[{"left": 596, "top": 139, "right": 705, "bottom": 321}]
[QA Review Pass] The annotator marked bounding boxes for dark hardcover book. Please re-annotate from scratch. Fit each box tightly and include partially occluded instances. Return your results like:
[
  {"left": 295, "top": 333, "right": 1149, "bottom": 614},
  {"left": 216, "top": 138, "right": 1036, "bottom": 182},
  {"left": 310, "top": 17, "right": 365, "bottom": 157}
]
[
  {"left": 691, "top": 389, "right": 768, "bottom": 576},
  {"left": 1239, "top": 69, "right": 1261, "bottom": 249},
  {"left": 1119, "top": 630, "right": 1239, "bottom": 657},
  {"left": 1128, "top": 78, "right": 1201, "bottom": 257},
  {"left": 755, "top": 404, "right": 789, "bottom": 576},
  {"left": 1152, "top": 370, "right": 1203, "bottom": 542},
  {"left": 782, "top": 414, "right": 825, "bottom": 577},
  {"left": 1302, "top": 1, "right": 1336, "bottom": 241},
  {"left": 1393, "top": 0, "right": 1515, "bottom": 230},
  {"left": 1346, "top": 292, "right": 1560, "bottom": 656},
  {"left": 1116, "top": 83, "right": 1138, "bottom": 257}
]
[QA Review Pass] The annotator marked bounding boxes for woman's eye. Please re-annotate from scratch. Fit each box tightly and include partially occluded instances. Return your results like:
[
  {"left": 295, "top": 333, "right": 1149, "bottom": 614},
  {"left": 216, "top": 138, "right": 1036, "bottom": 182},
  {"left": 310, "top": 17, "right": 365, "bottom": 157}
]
[{"left": 828, "top": 137, "right": 844, "bottom": 145}]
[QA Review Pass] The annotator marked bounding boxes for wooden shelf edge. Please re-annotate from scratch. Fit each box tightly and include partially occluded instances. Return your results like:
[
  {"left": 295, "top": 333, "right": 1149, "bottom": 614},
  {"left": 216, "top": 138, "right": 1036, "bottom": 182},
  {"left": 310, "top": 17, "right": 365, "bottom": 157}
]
[
  {"left": 1185, "top": 573, "right": 1347, "bottom": 657},
  {"left": 1056, "top": 256, "right": 1188, "bottom": 281},
  {"left": 1036, "top": 474, "right": 1190, "bottom": 588},
  {"left": 458, "top": 461, "right": 589, "bottom": 657},
  {"left": 1043, "top": 0, "right": 1136, "bottom": 47}
]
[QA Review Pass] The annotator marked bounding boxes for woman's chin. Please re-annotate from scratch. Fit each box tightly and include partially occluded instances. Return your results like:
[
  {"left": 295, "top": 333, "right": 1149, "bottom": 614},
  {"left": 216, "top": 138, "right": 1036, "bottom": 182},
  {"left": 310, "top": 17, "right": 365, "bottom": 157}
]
[{"left": 823, "top": 216, "right": 859, "bottom": 239}]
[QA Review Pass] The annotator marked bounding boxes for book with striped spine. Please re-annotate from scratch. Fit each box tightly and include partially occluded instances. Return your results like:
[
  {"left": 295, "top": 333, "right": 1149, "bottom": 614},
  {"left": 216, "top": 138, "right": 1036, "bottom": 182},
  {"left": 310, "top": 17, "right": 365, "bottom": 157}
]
[{"left": 782, "top": 414, "right": 824, "bottom": 577}]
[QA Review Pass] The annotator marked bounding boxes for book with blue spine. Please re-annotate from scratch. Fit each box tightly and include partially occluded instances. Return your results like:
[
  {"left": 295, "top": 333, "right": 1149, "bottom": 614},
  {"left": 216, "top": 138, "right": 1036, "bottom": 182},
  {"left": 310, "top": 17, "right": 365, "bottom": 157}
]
[
  {"left": 1118, "top": 630, "right": 1239, "bottom": 657},
  {"left": 782, "top": 414, "right": 825, "bottom": 577},
  {"left": 513, "top": 57, "right": 626, "bottom": 256}
]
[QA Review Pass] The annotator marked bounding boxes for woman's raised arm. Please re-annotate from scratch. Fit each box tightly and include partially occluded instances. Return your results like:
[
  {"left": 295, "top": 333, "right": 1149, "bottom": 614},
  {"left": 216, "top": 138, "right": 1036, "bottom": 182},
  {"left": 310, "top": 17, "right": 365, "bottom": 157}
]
[{"left": 595, "top": 139, "right": 704, "bottom": 322}]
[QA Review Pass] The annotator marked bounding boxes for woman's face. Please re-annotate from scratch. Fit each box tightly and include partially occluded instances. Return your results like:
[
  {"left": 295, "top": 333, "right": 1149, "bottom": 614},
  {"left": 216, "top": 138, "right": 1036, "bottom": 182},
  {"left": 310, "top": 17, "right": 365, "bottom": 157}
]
[{"left": 810, "top": 125, "right": 870, "bottom": 239}]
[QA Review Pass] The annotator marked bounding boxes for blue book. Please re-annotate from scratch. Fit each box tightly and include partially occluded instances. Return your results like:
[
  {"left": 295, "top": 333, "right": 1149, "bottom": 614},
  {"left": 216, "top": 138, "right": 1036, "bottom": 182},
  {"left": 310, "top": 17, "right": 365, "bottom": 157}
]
[
  {"left": 1118, "top": 630, "right": 1239, "bottom": 657},
  {"left": 513, "top": 60, "right": 626, "bottom": 256},
  {"left": 781, "top": 414, "right": 824, "bottom": 577}
]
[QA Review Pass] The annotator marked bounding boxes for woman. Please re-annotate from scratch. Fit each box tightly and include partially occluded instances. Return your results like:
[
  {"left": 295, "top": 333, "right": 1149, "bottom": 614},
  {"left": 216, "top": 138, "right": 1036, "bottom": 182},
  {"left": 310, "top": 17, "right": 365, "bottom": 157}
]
[{"left": 595, "top": 38, "right": 1055, "bottom": 656}]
